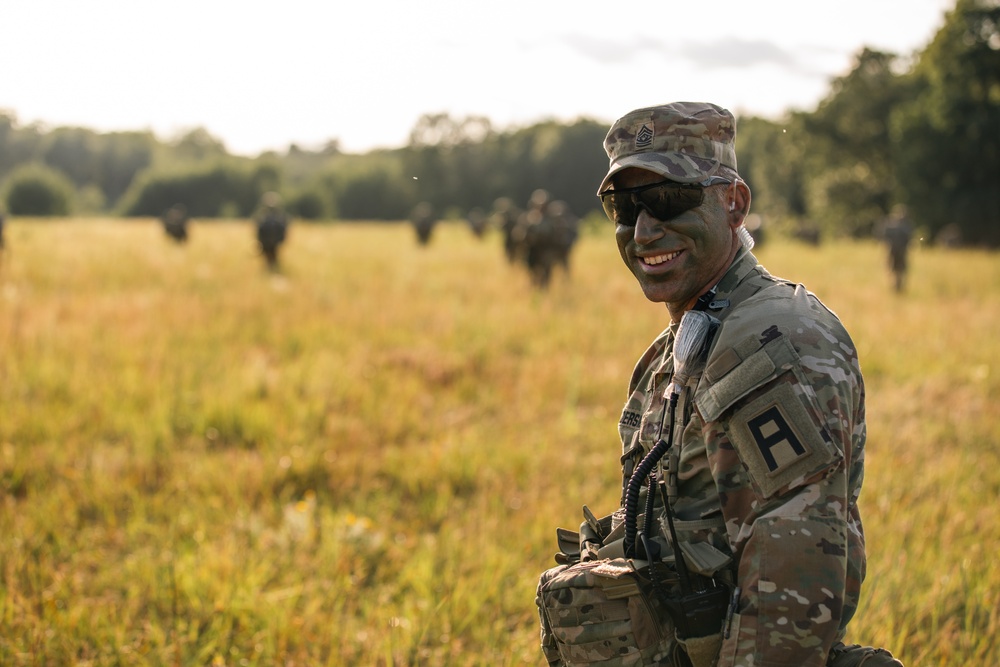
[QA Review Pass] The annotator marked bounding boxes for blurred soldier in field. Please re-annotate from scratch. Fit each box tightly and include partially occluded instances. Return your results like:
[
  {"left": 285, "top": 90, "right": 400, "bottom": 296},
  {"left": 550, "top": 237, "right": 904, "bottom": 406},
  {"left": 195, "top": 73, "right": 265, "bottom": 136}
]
[
  {"left": 491, "top": 196, "right": 522, "bottom": 264},
  {"left": 254, "top": 192, "right": 290, "bottom": 271},
  {"left": 410, "top": 201, "right": 437, "bottom": 246},
  {"left": 161, "top": 203, "right": 190, "bottom": 243},
  {"left": 793, "top": 220, "right": 822, "bottom": 246},
  {"left": 466, "top": 206, "right": 488, "bottom": 239},
  {"left": 880, "top": 205, "right": 913, "bottom": 293},
  {"left": 513, "top": 189, "right": 566, "bottom": 289},
  {"left": 935, "top": 223, "right": 962, "bottom": 248},
  {"left": 548, "top": 199, "right": 581, "bottom": 278}
]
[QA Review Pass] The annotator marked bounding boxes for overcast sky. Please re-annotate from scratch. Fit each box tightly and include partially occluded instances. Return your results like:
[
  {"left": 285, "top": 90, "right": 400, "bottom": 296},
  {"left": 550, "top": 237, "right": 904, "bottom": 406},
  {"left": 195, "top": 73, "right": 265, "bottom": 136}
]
[{"left": 0, "top": 0, "right": 955, "bottom": 156}]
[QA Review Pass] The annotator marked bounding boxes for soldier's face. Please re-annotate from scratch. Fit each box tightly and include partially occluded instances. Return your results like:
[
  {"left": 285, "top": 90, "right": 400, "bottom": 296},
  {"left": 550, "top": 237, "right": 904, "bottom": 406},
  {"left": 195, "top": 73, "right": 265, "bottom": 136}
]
[{"left": 612, "top": 167, "right": 738, "bottom": 315}]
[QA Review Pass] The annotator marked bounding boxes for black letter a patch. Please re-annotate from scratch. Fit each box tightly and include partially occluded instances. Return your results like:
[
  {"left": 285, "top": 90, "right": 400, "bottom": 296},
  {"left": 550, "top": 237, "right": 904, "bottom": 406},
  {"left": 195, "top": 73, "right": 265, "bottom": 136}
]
[
  {"left": 725, "top": 382, "right": 841, "bottom": 499},
  {"left": 746, "top": 405, "right": 807, "bottom": 472}
]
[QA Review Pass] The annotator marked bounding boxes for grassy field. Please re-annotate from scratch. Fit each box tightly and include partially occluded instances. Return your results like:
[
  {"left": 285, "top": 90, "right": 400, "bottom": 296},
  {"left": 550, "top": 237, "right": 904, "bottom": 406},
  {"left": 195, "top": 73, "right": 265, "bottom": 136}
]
[{"left": 0, "top": 218, "right": 997, "bottom": 666}]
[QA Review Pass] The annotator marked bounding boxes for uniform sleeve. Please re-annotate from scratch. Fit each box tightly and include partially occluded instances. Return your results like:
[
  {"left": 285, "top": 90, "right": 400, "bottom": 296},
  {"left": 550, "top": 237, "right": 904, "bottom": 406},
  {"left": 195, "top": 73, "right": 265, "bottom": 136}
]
[{"left": 696, "top": 289, "right": 866, "bottom": 667}]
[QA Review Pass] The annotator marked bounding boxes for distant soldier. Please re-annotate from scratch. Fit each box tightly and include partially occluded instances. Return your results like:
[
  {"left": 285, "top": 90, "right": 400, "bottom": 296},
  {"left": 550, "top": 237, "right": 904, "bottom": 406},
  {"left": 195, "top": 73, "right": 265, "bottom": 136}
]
[
  {"left": 410, "top": 202, "right": 437, "bottom": 246},
  {"left": 881, "top": 205, "right": 913, "bottom": 293},
  {"left": 254, "top": 192, "right": 290, "bottom": 271},
  {"left": 548, "top": 199, "right": 580, "bottom": 277},
  {"left": 466, "top": 207, "right": 488, "bottom": 239},
  {"left": 161, "top": 203, "right": 190, "bottom": 243},
  {"left": 794, "top": 220, "right": 822, "bottom": 246},
  {"left": 491, "top": 197, "right": 521, "bottom": 264},
  {"left": 935, "top": 223, "right": 962, "bottom": 248},
  {"left": 515, "top": 189, "right": 564, "bottom": 289}
]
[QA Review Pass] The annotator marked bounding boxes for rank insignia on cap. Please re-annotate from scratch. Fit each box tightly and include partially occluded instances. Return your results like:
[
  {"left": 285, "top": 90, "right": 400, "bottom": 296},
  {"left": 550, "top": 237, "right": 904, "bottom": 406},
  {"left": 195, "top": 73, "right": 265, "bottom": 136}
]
[{"left": 635, "top": 124, "right": 653, "bottom": 148}]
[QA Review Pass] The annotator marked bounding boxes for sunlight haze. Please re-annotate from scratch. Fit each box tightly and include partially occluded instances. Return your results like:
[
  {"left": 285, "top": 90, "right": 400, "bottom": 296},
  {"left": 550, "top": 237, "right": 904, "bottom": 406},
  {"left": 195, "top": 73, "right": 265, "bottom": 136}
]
[{"left": 0, "top": 0, "right": 955, "bottom": 155}]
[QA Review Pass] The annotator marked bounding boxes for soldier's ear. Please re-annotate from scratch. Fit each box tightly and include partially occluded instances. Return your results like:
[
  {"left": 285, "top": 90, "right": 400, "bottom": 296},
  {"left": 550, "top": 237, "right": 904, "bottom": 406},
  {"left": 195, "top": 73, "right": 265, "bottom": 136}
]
[{"left": 727, "top": 179, "right": 751, "bottom": 222}]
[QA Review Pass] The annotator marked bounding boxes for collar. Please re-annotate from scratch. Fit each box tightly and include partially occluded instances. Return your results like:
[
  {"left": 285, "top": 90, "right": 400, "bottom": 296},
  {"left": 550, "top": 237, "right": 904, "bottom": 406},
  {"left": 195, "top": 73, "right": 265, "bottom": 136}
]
[
  {"left": 651, "top": 249, "right": 760, "bottom": 389},
  {"left": 701, "top": 248, "right": 759, "bottom": 311}
]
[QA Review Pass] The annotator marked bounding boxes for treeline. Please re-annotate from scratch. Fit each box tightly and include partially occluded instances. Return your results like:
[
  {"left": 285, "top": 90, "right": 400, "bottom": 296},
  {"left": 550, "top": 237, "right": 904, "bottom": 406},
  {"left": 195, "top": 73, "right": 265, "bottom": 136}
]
[{"left": 1, "top": 0, "right": 997, "bottom": 246}]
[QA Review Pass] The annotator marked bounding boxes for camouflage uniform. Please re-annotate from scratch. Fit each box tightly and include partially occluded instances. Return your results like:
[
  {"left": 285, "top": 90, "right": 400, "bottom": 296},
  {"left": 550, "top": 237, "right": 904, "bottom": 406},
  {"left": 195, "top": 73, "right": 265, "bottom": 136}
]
[
  {"left": 491, "top": 197, "right": 522, "bottom": 264},
  {"left": 410, "top": 202, "right": 437, "bottom": 246},
  {"left": 513, "top": 189, "right": 571, "bottom": 289},
  {"left": 615, "top": 248, "right": 866, "bottom": 666},
  {"left": 537, "top": 102, "right": 876, "bottom": 667},
  {"left": 466, "top": 207, "right": 488, "bottom": 239},
  {"left": 254, "top": 192, "right": 289, "bottom": 270},
  {"left": 881, "top": 209, "right": 912, "bottom": 292},
  {"left": 161, "top": 203, "right": 190, "bottom": 243}
]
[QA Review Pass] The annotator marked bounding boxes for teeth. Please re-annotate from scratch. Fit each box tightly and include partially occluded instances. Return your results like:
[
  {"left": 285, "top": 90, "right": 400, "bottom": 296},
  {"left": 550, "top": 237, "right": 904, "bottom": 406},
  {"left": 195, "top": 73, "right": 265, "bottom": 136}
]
[{"left": 644, "top": 251, "right": 680, "bottom": 266}]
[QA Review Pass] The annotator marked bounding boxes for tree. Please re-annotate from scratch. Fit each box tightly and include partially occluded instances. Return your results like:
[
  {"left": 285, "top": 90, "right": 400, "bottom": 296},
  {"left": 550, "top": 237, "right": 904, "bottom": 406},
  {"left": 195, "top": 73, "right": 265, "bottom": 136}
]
[
  {"left": 331, "top": 164, "right": 414, "bottom": 220},
  {"left": 735, "top": 114, "right": 810, "bottom": 228},
  {"left": 287, "top": 189, "right": 328, "bottom": 220},
  {"left": 42, "top": 127, "right": 100, "bottom": 188},
  {"left": 524, "top": 119, "right": 608, "bottom": 217},
  {"left": 802, "top": 48, "right": 909, "bottom": 236},
  {"left": 402, "top": 113, "right": 496, "bottom": 214},
  {"left": 3, "top": 163, "right": 75, "bottom": 216},
  {"left": 408, "top": 113, "right": 493, "bottom": 148},
  {"left": 171, "top": 128, "right": 228, "bottom": 162},
  {"left": 892, "top": 0, "right": 1000, "bottom": 246},
  {"left": 119, "top": 161, "right": 264, "bottom": 218},
  {"left": 98, "top": 132, "right": 155, "bottom": 206}
]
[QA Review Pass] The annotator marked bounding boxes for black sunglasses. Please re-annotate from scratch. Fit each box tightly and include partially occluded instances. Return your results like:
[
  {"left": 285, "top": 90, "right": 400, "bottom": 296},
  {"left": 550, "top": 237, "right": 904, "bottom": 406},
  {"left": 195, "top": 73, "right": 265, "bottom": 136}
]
[{"left": 599, "top": 178, "right": 731, "bottom": 226}]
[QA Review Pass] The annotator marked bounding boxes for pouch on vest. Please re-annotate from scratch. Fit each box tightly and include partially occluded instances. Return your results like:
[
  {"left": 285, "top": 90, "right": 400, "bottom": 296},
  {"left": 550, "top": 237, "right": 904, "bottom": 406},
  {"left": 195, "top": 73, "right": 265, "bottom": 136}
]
[{"left": 536, "top": 558, "right": 678, "bottom": 666}]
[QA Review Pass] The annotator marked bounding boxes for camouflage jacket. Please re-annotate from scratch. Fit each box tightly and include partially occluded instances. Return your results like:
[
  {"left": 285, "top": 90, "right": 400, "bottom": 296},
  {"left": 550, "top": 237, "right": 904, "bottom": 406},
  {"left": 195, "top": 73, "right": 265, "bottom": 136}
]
[{"left": 617, "top": 249, "right": 866, "bottom": 667}]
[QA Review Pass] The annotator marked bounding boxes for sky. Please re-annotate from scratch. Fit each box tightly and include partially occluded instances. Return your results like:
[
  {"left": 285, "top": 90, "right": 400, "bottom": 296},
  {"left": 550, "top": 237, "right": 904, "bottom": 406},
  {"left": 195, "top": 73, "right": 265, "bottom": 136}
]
[{"left": 0, "top": 0, "right": 956, "bottom": 156}]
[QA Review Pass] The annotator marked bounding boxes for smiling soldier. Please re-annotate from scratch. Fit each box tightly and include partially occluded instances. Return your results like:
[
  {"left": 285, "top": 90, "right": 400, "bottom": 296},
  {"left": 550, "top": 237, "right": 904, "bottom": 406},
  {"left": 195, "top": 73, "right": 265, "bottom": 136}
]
[{"left": 534, "top": 102, "right": 903, "bottom": 667}]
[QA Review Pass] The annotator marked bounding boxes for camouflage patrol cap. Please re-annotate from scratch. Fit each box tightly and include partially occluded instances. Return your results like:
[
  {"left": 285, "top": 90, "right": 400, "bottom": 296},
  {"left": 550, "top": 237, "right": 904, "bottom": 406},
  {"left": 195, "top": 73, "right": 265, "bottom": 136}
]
[{"left": 597, "top": 102, "right": 738, "bottom": 193}]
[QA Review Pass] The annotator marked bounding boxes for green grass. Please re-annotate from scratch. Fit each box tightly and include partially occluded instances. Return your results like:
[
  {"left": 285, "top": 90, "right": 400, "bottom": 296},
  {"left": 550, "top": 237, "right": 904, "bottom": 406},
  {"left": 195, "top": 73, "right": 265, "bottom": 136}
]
[{"left": 0, "top": 219, "right": 997, "bottom": 665}]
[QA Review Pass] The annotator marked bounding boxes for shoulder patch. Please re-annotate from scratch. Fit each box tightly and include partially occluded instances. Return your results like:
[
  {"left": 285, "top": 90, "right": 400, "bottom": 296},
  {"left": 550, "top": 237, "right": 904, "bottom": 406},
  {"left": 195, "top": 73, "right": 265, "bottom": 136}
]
[
  {"left": 698, "top": 342, "right": 777, "bottom": 422},
  {"left": 726, "top": 382, "right": 841, "bottom": 499}
]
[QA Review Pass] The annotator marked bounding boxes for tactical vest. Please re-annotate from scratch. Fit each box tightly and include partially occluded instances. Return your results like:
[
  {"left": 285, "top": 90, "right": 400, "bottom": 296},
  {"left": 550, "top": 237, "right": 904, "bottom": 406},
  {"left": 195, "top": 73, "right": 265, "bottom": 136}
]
[{"left": 536, "top": 253, "right": 809, "bottom": 667}]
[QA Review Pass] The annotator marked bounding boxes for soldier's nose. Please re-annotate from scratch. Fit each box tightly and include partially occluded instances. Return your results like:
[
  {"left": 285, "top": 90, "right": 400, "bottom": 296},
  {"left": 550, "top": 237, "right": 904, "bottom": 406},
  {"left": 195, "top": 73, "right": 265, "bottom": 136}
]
[{"left": 633, "top": 208, "right": 663, "bottom": 242}]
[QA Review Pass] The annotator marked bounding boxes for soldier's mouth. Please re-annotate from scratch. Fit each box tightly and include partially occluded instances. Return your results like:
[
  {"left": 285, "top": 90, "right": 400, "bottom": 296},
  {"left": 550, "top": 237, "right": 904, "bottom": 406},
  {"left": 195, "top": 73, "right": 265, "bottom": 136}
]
[{"left": 641, "top": 250, "right": 681, "bottom": 266}]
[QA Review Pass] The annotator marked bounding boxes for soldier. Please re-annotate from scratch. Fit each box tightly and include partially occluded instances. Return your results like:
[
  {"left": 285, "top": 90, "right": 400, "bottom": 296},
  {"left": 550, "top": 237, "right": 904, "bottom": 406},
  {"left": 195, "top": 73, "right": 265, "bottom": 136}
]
[
  {"left": 515, "top": 189, "right": 564, "bottom": 289},
  {"left": 491, "top": 196, "right": 521, "bottom": 264},
  {"left": 254, "top": 192, "right": 290, "bottom": 271},
  {"left": 466, "top": 206, "right": 488, "bottom": 239},
  {"left": 160, "top": 203, "right": 190, "bottom": 243},
  {"left": 410, "top": 201, "right": 437, "bottom": 246},
  {"left": 881, "top": 205, "right": 913, "bottom": 293},
  {"left": 793, "top": 220, "right": 822, "bottom": 246},
  {"left": 548, "top": 199, "right": 580, "bottom": 278},
  {"left": 935, "top": 222, "right": 962, "bottom": 248},
  {"left": 535, "top": 103, "right": 903, "bottom": 667}
]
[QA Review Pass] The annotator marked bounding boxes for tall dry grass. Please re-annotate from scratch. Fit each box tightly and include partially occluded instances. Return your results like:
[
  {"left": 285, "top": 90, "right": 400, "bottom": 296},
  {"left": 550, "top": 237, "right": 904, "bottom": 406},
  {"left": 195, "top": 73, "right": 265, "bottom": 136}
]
[{"left": 0, "top": 218, "right": 997, "bottom": 665}]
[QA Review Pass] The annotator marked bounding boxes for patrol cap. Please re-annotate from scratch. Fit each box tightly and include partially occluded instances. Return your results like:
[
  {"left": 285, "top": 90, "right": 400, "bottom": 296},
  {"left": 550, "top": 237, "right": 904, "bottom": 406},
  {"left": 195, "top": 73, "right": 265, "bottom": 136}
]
[{"left": 597, "top": 101, "right": 738, "bottom": 194}]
